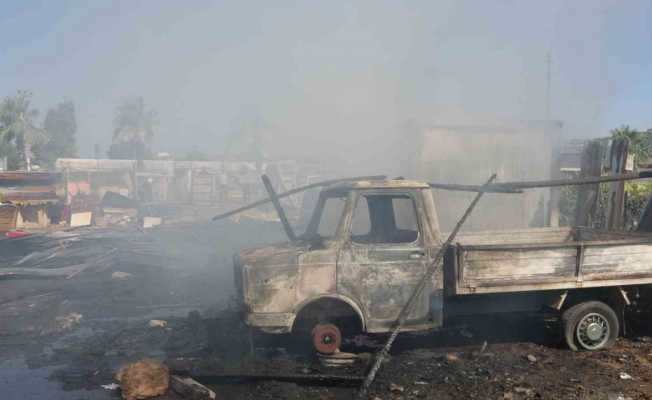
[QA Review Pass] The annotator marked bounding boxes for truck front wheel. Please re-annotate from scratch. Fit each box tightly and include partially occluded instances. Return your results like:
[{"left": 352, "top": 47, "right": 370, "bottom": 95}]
[
  {"left": 562, "top": 301, "right": 618, "bottom": 351},
  {"left": 311, "top": 323, "right": 342, "bottom": 355}
]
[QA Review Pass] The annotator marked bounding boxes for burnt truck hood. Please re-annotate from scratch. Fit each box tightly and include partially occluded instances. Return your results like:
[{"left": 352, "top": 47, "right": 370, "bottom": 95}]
[{"left": 236, "top": 242, "right": 309, "bottom": 268}]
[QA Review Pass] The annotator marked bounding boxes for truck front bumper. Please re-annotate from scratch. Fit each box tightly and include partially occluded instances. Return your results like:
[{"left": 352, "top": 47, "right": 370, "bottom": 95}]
[{"left": 246, "top": 312, "right": 295, "bottom": 334}]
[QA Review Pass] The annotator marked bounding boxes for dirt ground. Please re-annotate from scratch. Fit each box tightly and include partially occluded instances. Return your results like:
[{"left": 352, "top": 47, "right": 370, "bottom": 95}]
[{"left": 2, "top": 220, "right": 652, "bottom": 400}]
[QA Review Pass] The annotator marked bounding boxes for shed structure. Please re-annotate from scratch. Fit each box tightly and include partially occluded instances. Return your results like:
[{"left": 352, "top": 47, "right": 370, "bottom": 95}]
[{"left": 413, "top": 122, "right": 562, "bottom": 231}]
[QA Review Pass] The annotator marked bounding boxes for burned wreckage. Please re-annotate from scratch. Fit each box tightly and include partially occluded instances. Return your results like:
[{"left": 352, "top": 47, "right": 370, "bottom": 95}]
[{"left": 221, "top": 172, "right": 652, "bottom": 357}]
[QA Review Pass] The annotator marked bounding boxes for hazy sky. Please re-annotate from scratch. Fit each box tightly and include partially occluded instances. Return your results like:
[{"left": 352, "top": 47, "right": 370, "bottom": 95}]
[{"left": 1, "top": 0, "right": 651, "bottom": 161}]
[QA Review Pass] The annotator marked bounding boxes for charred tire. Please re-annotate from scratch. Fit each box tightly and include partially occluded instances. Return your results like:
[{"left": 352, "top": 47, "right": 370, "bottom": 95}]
[
  {"left": 311, "top": 323, "right": 342, "bottom": 355},
  {"left": 562, "top": 301, "right": 618, "bottom": 351},
  {"left": 292, "top": 298, "right": 362, "bottom": 354}
]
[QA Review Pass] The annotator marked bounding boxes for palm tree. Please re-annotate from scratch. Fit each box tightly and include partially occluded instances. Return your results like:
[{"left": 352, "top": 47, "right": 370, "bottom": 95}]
[
  {"left": 0, "top": 91, "right": 46, "bottom": 170},
  {"left": 224, "top": 106, "right": 271, "bottom": 163},
  {"left": 109, "top": 97, "right": 158, "bottom": 160},
  {"left": 611, "top": 125, "right": 651, "bottom": 163}
]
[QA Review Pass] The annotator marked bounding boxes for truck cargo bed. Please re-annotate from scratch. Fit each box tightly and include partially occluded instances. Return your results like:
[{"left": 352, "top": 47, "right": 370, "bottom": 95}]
[{"left": 444, "top": 227, "right": 652, "bottom": 295}]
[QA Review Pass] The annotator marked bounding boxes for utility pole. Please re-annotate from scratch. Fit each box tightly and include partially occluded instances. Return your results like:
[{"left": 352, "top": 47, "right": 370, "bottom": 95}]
[{"left": 546, "top": 52, "right": 551, "bottom": 121}]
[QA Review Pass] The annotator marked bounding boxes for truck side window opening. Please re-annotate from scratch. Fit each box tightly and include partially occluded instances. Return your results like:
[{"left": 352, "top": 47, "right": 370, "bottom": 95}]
[
  {"left": 351, "top": 195, "right": 419, "bottom": 244},
  {"left": 316, "top": 196, "right": 346, "bottom": 239}
]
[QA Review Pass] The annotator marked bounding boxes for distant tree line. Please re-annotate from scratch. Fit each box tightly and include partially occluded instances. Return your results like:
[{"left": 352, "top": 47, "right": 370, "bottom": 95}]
[
  {"left": 0, "top": 91, "right": 76, "bottom": 170},
  {"left": 0, "top": 90, "right": 279, "bottom": 168},
  {"left": 0, "top": 91, "right": 165, "bottom": 170}
]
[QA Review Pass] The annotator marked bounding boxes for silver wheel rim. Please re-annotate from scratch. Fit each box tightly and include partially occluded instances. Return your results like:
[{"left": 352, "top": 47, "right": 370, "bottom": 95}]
[{"left": 576, "top": 312, "right": 610, "bottom": 350}]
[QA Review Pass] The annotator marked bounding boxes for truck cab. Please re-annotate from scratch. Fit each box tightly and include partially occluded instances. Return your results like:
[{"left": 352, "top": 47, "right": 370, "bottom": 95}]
[{"left": 234, "top": 179, "right": 444, "bottom": 351}]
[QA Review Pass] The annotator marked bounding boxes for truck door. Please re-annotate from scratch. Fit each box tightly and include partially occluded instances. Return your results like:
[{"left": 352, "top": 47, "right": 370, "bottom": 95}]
[{"left": 337, "top": 190, "right": 435, "bottom": 332}]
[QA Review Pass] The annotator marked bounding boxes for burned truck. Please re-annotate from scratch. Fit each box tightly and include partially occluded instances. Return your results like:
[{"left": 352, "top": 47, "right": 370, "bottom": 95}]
[{"left": 232, "top": 178, "right": 652, "bottom": 353}]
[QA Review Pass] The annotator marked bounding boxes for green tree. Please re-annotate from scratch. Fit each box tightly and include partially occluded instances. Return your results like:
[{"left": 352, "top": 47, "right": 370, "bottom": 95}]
[
  {"left": 182, "top": 147, "right": 209, "bottom": 161},
  {"left": 609, "top": 125, "right": 652, "bottom": 228},
  {"left": 34, "top": 101, "right": 77, "bottom": 168},
  {"left": 610, "top": 125, "right": 652, "bottom": 163},
  {"left": 224, "top": 106, "right": 270, "bottom": 162},
  {"left": 0, "top": 140, "right": 20, "bottom": 170},
  {"left": 108, "top": 97, "right": 158, "bottom": 160},
  {"left": 0, "top": 91, "right": 46, "bottom": 170}
]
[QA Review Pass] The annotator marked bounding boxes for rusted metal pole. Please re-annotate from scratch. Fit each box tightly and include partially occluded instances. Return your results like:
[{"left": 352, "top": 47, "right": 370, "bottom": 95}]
[
  {"left": 261, "top": 174, "right": 296, "bottom": 241},
  {"left": 429, "top": 182, "right": 521, "bottom": 193},
  {"left": 490, "top": 171, "right": 652, "bottom": 190},
  {"left": 211, "top": 175, "right": 386, "bottom": 221},
  {"left": 358, "top": 174, "right": 497, "bottom": 399},
  {"left": 430, "top": 171, "right": 652, "bottom": 194}
]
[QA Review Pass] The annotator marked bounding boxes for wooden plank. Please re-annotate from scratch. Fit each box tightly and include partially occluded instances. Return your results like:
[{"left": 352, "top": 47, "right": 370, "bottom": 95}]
[
  {"left": 583, "top": 244, "right": 652, "bottom": 257},
  {"left": 170, "top": 375, "right": 216, "bottom": 399},
  {"left": 575, "top": 141, "right": 602, "bottom": 226},
  {"left": 0, "top": 264, "right": 91, "bottom": 279},
  {"left": 454, "top": 277, "right": 652, "bottom": 295},
  {"left": 577, "top": 228, "right": 650, "bottom": 240},
  {"left": 461, "top": 247, "right": 577, "bottom": 282},
  {"left": 461, "top": 238, "right": 652, "bottom": 251},
  {"left": 455, "top": 233, "right": 652, "bottom": 294},
  {"left": 462, "top": 258, "right": 576, "bottom": 281},
  {"left": 582, "top": 245, "right": 652, "bottom": 278},
  {"left": 456, "top": 227, "right": 574, "bottom": 245},
  {"left": 458, "top": 234, "right": 573, "bottom": 246},
  {"left": 464, "top": 248, "right": 576, "bottom": 261},
  {"left": 457, "top": 226, "right": 573, "bottom": 236},
  {"left": 575, "top": 244, "right": 584, "bottom": 283},
  {"left": 606, "top": 138, "right": 629, "bottom": 229}
]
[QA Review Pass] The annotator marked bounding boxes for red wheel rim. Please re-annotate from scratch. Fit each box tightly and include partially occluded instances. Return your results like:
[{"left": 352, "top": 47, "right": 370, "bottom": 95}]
[{"left": 311, "top": 323, "right": 342, "bottom": 354}]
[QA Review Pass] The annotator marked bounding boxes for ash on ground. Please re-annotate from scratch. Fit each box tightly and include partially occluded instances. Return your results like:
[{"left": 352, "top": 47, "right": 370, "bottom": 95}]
[{"left": 3, "top": 220, "right": 652, "bottom": 400}]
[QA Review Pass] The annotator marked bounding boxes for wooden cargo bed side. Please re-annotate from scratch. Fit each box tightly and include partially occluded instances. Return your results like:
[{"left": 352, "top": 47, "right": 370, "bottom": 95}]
[
  {"left": 446, "top": 228, "right": 652, "bottom": 295},
  {"left": 582, "top": 243, "right": 652, "bottom": 280},
  {"left": 575, "top": 227, "right": 652, "bottom": 241},
  {"left": 455, "top": 227, "right": 575, "bottom": 246}
]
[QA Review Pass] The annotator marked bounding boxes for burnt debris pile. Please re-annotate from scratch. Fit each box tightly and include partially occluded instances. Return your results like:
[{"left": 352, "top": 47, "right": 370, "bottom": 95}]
[{"left": 0, "top": 228, "right": 154, "bottom": 279}]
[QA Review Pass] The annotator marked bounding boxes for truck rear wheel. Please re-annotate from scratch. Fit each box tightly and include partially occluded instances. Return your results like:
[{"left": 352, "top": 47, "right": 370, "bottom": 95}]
[{"left": 562, "top": 301, "right": 618, "bottom": 351}]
